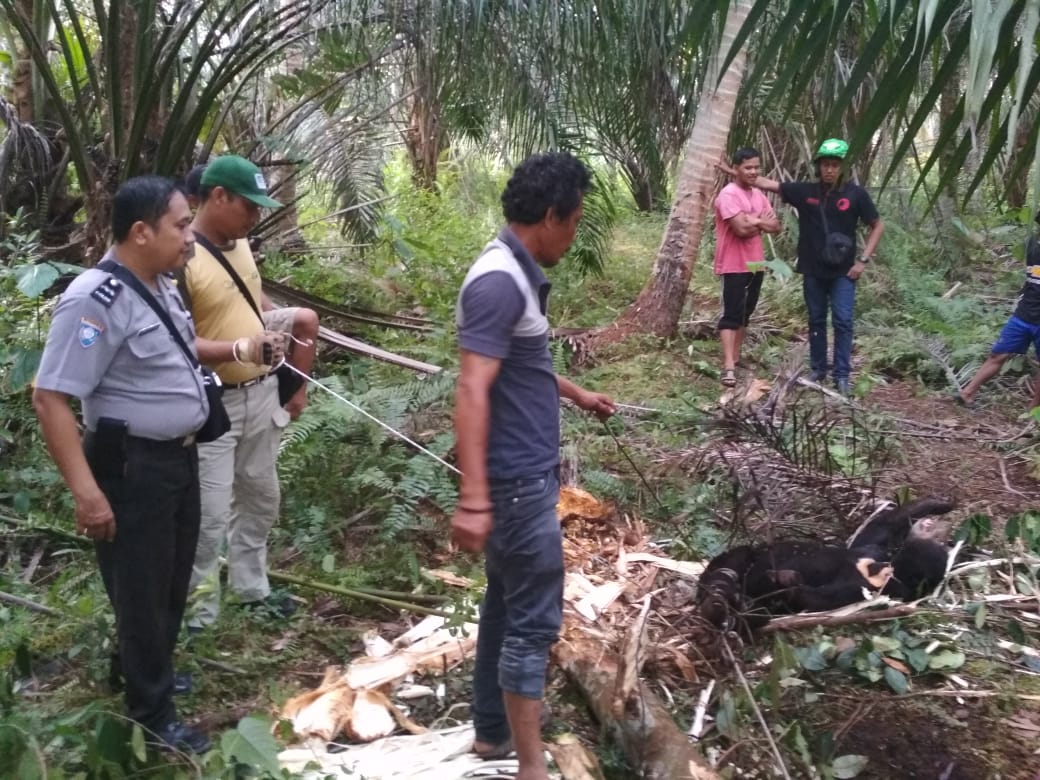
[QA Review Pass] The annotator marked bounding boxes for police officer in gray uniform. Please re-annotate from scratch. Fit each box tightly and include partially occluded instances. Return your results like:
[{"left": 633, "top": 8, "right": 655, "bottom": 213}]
[{"left": 33, "top": 176, "right": 212, "bottom": 754}]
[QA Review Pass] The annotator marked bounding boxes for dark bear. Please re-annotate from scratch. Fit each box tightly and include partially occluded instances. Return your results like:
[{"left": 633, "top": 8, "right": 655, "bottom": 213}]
[{"left": 697, "top": 497, "right": 955, "bottom": 630}]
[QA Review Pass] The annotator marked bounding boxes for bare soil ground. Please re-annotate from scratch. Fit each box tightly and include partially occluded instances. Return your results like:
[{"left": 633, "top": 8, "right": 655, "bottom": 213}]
[{"left": 866, "top": 380, "right": 1040, "bottom": 521}]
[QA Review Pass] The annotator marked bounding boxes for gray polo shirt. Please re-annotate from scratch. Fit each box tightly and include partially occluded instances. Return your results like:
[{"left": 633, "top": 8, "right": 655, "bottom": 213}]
[
  {"left": 35, "top": 254, "right": 209, "bottom": 440},
  {"left": 456, "top": 228, "right": 559, "bottom": 480}
]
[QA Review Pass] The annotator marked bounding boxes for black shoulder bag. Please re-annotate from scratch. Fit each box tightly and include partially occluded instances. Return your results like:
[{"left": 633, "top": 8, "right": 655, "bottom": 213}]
[
  {"left": 819, "top": 191, "right": 855, "bottom": 270},
  {"left": 98, "top": 260, "right": 231, "bottom": 443},
  {"left": 192, "top": 233, "right": 304, "bottom": 406}
]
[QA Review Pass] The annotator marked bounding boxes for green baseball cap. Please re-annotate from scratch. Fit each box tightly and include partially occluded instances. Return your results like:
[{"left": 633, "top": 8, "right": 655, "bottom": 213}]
[
  {"left": 200, "top": 155, "right": 282, "bottom": 208},
  {"left": 814, "top": 138, "right": 849, "bottom": 161}
]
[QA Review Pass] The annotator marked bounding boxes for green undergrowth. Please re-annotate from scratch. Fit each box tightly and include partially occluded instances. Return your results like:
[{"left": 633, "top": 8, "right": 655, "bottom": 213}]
[{"left": 2, "top": 169, "right": 1039, "bottom": 777}]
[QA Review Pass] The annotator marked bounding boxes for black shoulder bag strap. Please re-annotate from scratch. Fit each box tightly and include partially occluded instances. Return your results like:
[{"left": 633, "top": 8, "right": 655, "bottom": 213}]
[
  {"left": 97, "top": 260, "right": 198, "bottom": 368},
  {"left": 818, "top": 186, "right": 832, "bottom": 237},
  {"left": 192, "top": 232, "right": 265, "bottom": 325}
]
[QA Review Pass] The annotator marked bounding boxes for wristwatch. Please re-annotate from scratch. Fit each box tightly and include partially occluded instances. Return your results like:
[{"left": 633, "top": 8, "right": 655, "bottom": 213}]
[{"left": 858, "top": 254, "right": 872, "bottom": 264}]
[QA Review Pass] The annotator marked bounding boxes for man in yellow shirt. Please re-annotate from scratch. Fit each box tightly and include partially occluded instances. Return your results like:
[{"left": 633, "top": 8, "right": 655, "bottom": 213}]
[{"left": 182, "top": 155, "right": 318, "bottom": 628}]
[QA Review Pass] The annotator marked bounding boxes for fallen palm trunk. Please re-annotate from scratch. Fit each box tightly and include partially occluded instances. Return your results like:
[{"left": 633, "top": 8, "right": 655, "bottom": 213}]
[{"left": 553, "top": 632, "right": 720, "bottom": 780}]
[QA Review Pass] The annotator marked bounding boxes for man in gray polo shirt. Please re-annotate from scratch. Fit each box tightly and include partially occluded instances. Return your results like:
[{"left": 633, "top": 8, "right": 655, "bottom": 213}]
[
  {"left": 33, "top": 176, "right": 211, "bottom": 754},
  {"left": 453, "top": 152, "right": 614, "bottom": 780}
]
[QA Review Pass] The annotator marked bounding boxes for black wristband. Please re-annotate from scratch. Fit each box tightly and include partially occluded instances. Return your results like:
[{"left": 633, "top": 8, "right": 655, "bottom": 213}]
[{"left": 458, "top": 505, "right": 494, "bottom": 513}]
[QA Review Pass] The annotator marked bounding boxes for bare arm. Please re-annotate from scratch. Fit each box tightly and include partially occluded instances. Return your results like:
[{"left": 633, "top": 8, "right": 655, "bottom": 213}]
[
  {"left": 848, "top": 218, "right": 886, "bottom": 281},
  {"left": 452, "top": 350, "right": 502, "bottom": 551},
  {"left": 195, "top": 332, "right": 286, "bottom": 366},
  {"left": 727, "top": 212, "right": 763, "bottom": 239},
  {"left": 862, "top": 218, "right": 885, "bottom": 257},
  {"left": 754, "top": 176, "right": 781, "bottom": 193},
  {"left": 758, "top": 210, "right": 782, "bottom": 234},
  {"left": 195, "top": 336, "right": 238, "bottom": 365},
  {"left": 282, "top": 308, "right": 319, "bottom": 419},
  {"left": 558, "top": 375, "right": 616, "bottom": 419},
  {"left": 32, "top": 388, "right": 116, "bottom": 541}
]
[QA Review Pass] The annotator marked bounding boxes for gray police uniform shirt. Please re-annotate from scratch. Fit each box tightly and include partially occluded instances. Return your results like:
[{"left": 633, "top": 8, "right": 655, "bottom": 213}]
[
  {"left": 456, "top": 229, "right": 560, "bottom": 480},
  {"left": 35, "top": 253, "right": 209, "bottom": 440}
]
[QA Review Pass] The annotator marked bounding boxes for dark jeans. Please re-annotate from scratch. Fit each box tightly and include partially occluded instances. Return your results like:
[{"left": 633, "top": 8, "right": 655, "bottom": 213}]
[
  {"left": 802, "top": 274, "right": 857, "bottom": 381},
  {"left": 472, "top": 470, "right": 563, "bottom": 746},
  {"left": 85, "top": 434, "right": 201, "bottom": 733}
]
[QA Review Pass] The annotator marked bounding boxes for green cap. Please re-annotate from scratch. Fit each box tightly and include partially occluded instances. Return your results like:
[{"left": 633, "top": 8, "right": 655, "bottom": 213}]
[
  {"left": 200, "top": 155, "right": 282, "bottom": 208},
  {"left": 814, "top": 138, "right": 848, "bottom": 161}
]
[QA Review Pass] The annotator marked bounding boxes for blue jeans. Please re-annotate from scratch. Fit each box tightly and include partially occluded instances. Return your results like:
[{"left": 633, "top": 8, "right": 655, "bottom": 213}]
[
  {"left": 802, "top": 274, "right": 857, "bottom": 381},
  {"left": 472, "top": 470, "right": 563, "bottom": 745}
]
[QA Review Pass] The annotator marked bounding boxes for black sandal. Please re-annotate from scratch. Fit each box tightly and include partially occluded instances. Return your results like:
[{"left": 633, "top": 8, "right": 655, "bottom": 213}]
[{"left": 721, "top": 369, "right": 737, "bottom": 387}]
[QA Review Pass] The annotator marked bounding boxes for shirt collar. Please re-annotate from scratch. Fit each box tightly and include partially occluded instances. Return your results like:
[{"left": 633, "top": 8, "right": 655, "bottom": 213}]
[{"left": 498, "top": 227, "right": 550, "bottom": 291}]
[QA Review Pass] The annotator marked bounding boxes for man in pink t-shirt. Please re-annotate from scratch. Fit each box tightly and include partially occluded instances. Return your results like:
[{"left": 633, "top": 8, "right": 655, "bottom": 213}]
[{"left": 714, "top": 148, "right": 781, "bottom": 386}]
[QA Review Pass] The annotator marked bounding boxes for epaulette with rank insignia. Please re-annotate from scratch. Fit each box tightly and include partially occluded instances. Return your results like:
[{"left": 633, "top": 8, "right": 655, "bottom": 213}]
[{"left": 90, "top": 277, "right": 123, "bottom": 307}]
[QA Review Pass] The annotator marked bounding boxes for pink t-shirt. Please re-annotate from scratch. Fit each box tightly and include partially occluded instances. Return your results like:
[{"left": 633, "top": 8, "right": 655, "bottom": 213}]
[{"left": 713, "top": 183, "right": 773, "bottom": 274}]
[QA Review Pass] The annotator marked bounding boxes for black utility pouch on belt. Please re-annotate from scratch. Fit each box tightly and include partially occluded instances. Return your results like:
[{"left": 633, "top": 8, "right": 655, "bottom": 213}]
[{"left": 89, "top": 417, "right": 129, "bottom": 479}]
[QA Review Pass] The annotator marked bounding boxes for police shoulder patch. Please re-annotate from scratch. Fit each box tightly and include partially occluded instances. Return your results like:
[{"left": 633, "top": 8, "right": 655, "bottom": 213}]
[
  {"left": 89, "top": 277, "right": 123, "bottom": 307},
  {"left": 78, "top": 317, "right": 104, "bottom": 348}
]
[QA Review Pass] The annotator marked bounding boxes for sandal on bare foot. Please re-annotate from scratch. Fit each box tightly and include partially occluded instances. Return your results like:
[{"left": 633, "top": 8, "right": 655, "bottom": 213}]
[
  {"left": 472, "top": 702, "right": 549, "bottom": 761},
  {"left": 473, "top": 737, "right": 514, "bottom": 761},
  {"left": 721, "top": 369, "right": 737, "bottom": 388}
]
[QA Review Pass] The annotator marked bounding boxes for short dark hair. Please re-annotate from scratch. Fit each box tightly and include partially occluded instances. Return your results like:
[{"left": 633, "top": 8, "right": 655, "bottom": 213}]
[
  {"left": 733, "top": 147, "right": 761, "bottom": 165},
  {"left": 501, "top": 152, "right": 591, "bottom": 224},
  {"left": 183, "top": 164, "right": 207, "bottom": 198},
  {"left": 111, "top": 176, "right": 180, "bottom": 242}
]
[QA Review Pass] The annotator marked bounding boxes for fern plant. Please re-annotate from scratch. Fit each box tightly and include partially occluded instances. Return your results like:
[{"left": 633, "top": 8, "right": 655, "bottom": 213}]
[{"left": 277, "top": 370, "right": 458, "bottom": 556}]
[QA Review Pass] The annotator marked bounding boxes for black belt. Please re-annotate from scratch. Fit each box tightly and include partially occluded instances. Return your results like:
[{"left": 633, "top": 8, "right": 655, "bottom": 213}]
[
  {"left": 84, "top": 430, "right": 196, "bottom": 450},
  {"left": 127, "top": 432, "right": 196, "bottom": 449},
  {"left": 224, "top": 373, "right": 269, "bottom": 390}
]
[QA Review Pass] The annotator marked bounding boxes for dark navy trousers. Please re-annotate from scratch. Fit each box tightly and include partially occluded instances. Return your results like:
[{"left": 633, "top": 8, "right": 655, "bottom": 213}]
[{"left": 86, "top": 434, "right": 200, "bottom": 733}]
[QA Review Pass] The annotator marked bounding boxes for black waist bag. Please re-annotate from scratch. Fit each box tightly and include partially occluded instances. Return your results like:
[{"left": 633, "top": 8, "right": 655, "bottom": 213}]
[
  {"left": 275, "top": 363, "right": 304, "bottom": 406},
  {"left": 197, "top": 367, "right": 232, "bottom": 443},
  {"left": 819, "top": 193, "right": 856, "bottom": 270},
  {"left": 823, "top": 231, "right": 855, "bottom": 269}
]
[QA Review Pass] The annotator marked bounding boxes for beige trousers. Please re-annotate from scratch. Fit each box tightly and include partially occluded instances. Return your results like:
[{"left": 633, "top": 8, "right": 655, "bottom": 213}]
[{"left": 187, "top": 378, "right": 289, "bottom": 627}]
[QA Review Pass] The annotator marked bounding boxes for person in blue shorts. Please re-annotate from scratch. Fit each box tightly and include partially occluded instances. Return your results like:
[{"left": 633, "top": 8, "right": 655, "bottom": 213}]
[{"left": 956, "top": 213, "right": 1040, "bottom": 410}]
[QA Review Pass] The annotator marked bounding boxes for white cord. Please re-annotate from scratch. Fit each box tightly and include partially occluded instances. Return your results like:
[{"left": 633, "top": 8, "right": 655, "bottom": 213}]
[{"left": 277, "top": 361, "right": 462, "bottom": 475}]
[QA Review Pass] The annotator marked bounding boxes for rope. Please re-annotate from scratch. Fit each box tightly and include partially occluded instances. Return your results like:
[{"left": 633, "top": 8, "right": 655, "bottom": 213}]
[
  {"left": 280, "top": 361, "right": 674, "bottom": 490},
  {"left": 277, "top": 361, "right": 461, "bottom": 475}
]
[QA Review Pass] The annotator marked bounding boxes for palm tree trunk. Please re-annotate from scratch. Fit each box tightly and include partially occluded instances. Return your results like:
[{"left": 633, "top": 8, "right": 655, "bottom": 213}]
[
  {"left": 8, "top": 0, "right": 35, "bottom": 122},
  {"left": 610, "top": 0, "right": 753, "bottom": 338},
  {"left": 405, "top": 93, "right": 442, "bottom": 191}
]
